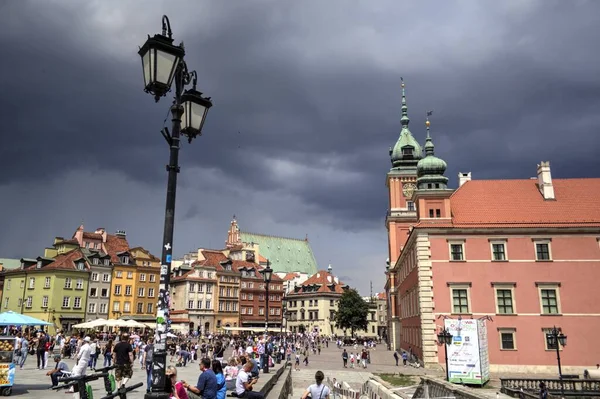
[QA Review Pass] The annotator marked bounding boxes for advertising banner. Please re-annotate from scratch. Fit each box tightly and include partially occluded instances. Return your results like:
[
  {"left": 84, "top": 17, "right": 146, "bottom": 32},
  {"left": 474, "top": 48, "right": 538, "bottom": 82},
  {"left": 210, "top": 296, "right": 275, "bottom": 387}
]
[{"left": 444, "top": 318, "right": 490, "bottom": 385}]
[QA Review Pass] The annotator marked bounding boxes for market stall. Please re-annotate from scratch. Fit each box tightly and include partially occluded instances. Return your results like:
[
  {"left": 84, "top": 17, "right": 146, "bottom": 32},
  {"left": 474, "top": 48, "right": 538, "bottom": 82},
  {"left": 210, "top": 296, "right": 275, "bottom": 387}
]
[{"left": 0, "top": 311, "right": 51, "bottom": 396}]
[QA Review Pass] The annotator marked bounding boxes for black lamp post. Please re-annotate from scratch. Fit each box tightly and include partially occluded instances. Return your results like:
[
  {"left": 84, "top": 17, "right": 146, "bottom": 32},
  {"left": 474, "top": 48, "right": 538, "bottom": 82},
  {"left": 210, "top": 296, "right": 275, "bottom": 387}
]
[
  {"left": 138, "top": 15, "right": 213, "bottom": 399},
  {"left": 280, "top": 304, "right": 287, "bottom": 336},
  {"left": 437, "top": 328, "right": 453, "bottom": 381},
  {"left": 262, "top": 260, "right": 273, "bottom": 373},
  {"left": 546, "top": 326, "right": 567, "bottom": 397}
]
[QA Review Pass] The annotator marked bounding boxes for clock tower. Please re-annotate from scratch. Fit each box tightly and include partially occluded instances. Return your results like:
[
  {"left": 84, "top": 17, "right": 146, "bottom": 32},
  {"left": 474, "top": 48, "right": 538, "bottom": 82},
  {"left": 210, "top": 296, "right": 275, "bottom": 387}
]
[{"left": 385, "top": 79, "right": 422, "bottom": 349}]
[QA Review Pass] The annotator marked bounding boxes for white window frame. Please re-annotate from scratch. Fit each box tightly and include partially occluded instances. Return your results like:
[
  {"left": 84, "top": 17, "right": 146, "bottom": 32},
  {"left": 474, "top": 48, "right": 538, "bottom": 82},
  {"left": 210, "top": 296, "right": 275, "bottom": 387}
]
[
  {"left": 537, "top": 283, "right": 561, "bottom": 315},
  {"left": 139, "top": 273, "right": 146, "bottom": 282},
  {"left": 493, "top": 283, "right": 516, "bottom": 315},
  {"left": 114, "top": 285, "right": 122, "bottom": 295},
  {"left": 28, "top": 277, "right": 35, "bottom": 289},
  {"left": 62, "top": 296, "right": 70, "bottom": 308},
  {"left": 137, "top": 302, "right": 143, "bottom": 314},
  {"left": 64, "top": 278, "right": 72, "bottom": 289},
  {"left": 74, "top": 297, "right": 82, "bottom": 309},
  {"left": 125, "top": 285, "right": 132, "bottom": 296},
  {"left": 44, "top": 277, "right": 51, "bottom": 288},
  {"left": 534, "top": 239, "right": 552, "bottom": 261},
  {"left": 113, "top": 301, "right": 120, "bottom": 312},
  {"left": 123, "top": 302, "right": 131, "bottom": 312},
  {"left": 88, "top": 303, "right": 96, "bottom": 313},
  {"left": 116, "top": 271, "right": 123, "bottom": 278},
  {"left": 99, "top": 303, "right": 107, "bottom": 314},
  {"left": 489, "top": 239, "right": 507, "bottom": 261},
  {"left": 42, "top": 296, "right": 48, "bottom": 308},
  {"left": 25, "top": 296, "right": 33, "bottom": 308},
  {"left": 138, "top": 287, "right": 145, "bottom": 297},
  {"left": 76, "top": 279, "right": 84, "bottom": 290},
  {"left": 127, "top": 271, "right": 133, "bottom": 279},
  {"left": 188, "top": 300, "right": 194, "bottom": 309},
  {"left": 102, "top": 273, "right": 110, "bottom": 282},
  {"left": 448, "top": 282, "right": 471, "bottom": 314},
  {"left": 148, "top": 288, "right": 155, "bottom": 297},
  {"left": 146, "top": 303, "right": 153, "bottom": 313},
  {"left": 149, "top": 274, "right": 156, "bottom": 282},
  {"left": 91, "top": 273, "right": 99, "bottom": 282},
  {"left": 448, "top": 240, "right": 465, "bottom": 261}
]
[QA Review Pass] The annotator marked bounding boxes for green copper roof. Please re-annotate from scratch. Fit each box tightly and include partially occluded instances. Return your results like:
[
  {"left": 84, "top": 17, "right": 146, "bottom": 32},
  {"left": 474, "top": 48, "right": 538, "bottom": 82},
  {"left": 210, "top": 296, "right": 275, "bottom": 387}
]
[
  {"left": 417, "top": 124, "right": 449, "bottom": 188},
  {"left": 240, "top": 232, "right": 318, "bottom": 275},
  {"left": 0, "top": 258, "right": 21, "bottom": 270},
  {"left": 390, "top": 80, "right": 422, "bottom": 169}
]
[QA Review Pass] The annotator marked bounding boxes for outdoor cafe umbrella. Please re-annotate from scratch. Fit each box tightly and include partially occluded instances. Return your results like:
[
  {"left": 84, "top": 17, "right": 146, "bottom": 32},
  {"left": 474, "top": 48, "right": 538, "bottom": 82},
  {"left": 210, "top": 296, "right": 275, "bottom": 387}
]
[{"left": 0, "top": 311, "right": 52, "bottom": 326}]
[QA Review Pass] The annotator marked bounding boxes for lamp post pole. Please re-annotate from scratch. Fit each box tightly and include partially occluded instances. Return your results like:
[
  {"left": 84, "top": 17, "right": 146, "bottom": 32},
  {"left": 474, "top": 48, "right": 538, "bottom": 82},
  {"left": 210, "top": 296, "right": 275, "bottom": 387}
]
[
  {"left": 437, "top": 328, "right": 453, "bottom": 381},
  {"left": 138, "top": 15, "right": 212, "bottom": 399},
  {"left": 262, "top": 261, "right": 273, "bottom": 373},
  {"left": 546, "top": 326, "right": 567, "bottom": 398}
]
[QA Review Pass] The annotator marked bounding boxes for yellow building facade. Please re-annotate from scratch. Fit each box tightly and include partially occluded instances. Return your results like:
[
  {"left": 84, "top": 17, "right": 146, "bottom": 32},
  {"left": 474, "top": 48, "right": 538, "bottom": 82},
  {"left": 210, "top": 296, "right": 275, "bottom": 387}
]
[{"left": 130, "top": 247, "right": 160, "bottom": 320}]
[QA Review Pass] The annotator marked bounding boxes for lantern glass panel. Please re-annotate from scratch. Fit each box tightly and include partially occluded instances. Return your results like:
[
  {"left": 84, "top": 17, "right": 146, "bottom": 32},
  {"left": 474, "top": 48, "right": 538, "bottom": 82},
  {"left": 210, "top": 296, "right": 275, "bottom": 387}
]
[
  {"left": 558, "top": 334, "right": 567, "bottom": 347},
  {"left": 263, "top": 267, "right": 273, "bottom": 283},
  {"left": 142, "top": 51, "right": 151, "bottom": 88},
  {"left": 155, "top": 48, "right": 180, "bottom": 87}
]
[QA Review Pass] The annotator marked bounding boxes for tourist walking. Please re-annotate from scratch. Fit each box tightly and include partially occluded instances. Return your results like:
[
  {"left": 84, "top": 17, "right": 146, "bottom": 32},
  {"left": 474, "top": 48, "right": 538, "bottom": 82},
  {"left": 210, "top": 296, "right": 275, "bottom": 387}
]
[
  {"left": 301, "top": 370, "right": 330, "bottom": 399},
  {"left": 113, "top": 333, "right": 134, "bottom": 388}
]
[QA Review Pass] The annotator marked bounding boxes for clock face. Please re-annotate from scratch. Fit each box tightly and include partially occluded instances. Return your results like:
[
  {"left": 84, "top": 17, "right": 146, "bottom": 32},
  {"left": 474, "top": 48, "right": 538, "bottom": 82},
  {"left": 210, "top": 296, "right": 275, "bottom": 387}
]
[{"left": 403, "top": 183, "right": 416, "bottom": 198}]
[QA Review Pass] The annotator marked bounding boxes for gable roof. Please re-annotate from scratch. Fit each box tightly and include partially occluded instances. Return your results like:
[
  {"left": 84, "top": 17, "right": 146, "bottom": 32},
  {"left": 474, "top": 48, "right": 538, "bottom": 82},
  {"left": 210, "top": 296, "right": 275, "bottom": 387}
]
[
  {"left": 11, "top": 249, "right": 91, "bottom": 272},
  {"left": 104, "top": 234, "right": 130, "bottom": 262},
  {"left": 443, "top": 178, "right": 600, "bottom": 228},
  {"left": 240, "top": 232, "right": 318, "bottom": 275},
  {"left": 289, "top": 269, "right": 346, "bottom": 295}
]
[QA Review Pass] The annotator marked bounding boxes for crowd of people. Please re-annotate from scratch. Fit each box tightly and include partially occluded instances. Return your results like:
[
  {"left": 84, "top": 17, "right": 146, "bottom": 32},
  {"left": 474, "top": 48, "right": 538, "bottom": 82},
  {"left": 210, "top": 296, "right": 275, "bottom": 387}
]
[{"left": 5, "top": 326, "right": 381, "bottom": 399}]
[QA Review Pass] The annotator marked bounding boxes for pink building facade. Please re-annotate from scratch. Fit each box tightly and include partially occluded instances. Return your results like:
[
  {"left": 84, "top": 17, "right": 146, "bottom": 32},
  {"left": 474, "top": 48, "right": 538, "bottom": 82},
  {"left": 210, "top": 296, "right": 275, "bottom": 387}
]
[{"left": 385, "top": 82, "right": 600, "bottom": 373}]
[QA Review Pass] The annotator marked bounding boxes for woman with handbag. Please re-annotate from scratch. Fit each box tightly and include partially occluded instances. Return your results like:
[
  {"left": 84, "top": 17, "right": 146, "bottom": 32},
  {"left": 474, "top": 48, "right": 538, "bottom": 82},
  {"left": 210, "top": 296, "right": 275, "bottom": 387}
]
[{"left": 301, "top": 371, "right": 330, "bottom": 399}]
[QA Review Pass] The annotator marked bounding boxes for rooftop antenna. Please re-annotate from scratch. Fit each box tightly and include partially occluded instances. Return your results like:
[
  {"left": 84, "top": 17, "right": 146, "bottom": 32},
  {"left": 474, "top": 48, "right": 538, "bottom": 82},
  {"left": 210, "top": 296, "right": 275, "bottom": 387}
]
[{"left": 370, "top": 281, "right": 374, "bottom": 303}]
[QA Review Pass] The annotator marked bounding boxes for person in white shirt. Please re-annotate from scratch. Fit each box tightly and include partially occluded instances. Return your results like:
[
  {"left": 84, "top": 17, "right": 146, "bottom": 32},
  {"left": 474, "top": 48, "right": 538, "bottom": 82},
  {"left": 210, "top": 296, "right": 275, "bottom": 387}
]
[
  {"left": 301, "top": 371, "right": 330, "bottom": 399},
  {"left": 236, "top": 361, "right": 263, "bottom": 399},
  {"left": 72, "top": 336, "right": 92, "bottom": 377}
]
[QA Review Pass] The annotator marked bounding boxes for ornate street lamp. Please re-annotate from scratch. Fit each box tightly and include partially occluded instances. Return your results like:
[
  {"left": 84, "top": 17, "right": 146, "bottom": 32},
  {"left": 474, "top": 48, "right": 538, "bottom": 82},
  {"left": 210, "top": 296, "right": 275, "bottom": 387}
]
[
  {"left": 437, "top": 328, "right": 453, "bottom": 381},
  {"left": 262, "top": 260, "right": 273, "bottom": 373},
  {"left": 546, "top": 326, "right": 567, "bottom": 397},
  {"left": 138, "top": 15, "right": 213, "bottom": 399}
]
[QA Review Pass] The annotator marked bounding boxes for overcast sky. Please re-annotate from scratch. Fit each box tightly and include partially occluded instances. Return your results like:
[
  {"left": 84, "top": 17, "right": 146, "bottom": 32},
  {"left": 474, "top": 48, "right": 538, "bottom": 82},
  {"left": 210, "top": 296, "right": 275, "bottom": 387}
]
[{"left": 1, "top": 0, "right": 599, "bottom": 295}]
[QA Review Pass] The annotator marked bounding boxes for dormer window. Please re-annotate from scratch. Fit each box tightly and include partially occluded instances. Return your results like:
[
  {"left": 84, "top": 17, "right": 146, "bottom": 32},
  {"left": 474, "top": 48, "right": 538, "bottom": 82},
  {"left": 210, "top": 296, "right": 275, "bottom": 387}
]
[
  {"left": 226, "top": 265, "right": 232, "bottom": 271},
  {"left": 36, "top": 260, "right": 42, "bottom": 269},
  {"left": 92, "top": 258, "right": 99, "bottom": 265},
  {"left": 121, "top": 256, "right": 129, "bottom": 264},
  {"left": 104, "top": 259, "right": 110, "bottom": 266},
  {"left": 402, "top": 147, "right": 413, "bottom": 158},
  {"left": 77, "top": 261, "right": 85, "bottom": 270}
]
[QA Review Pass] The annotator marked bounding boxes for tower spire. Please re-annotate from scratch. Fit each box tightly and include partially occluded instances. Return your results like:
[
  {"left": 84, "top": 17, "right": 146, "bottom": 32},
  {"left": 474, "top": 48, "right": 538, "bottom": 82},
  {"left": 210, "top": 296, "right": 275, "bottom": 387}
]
[
  {"left": 400, "top": 77, "right": 409, "bottom": 128},
  {"left": 424, "top": 110, "right": 434, "bottom": 156}
]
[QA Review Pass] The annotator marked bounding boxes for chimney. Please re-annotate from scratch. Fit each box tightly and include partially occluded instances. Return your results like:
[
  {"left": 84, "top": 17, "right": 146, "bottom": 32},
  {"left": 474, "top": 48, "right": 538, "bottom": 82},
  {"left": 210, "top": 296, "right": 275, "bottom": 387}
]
[
  {"left": 458, "top": 172, "right": 472, "bottom": 187},
  {"left": 537, "top": 161, "right": 555, "bottom": 200},
  {"left": 115, "top": 230, "right": 127, "bottom": 239}
]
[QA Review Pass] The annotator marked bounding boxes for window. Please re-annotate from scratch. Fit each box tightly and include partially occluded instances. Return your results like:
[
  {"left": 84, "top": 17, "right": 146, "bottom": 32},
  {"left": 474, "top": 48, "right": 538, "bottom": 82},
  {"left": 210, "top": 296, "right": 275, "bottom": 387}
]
[
  {"left": 92, "top": 258, "right": 99, "bottom": 265},
  {"left": 149, "top": 274, "right": 156, "bottom": 282},
  {"left": 449, "top": 284, "right": 471, "bottom": 314},
  {"left": 206, "top": 285, "right": 212, "bottom": 294},
  {"left": 19, "top": 280, "right": 23, "bottom": 289},
  {"left": 113, "top": 302, "right": 120, "bottom": 312},
  {"left": 101, "top": 288, "right": 109, "bottom": 298},
  {"left": 123, "top": 302, "right": 131, "bottom": 312},
  {"left": 147, "top": 303, "right": 153, "bottom": 314},
  {"left": 62, "top": 296, "right": 70, "bottom": 308},
  {"left": 121, "top": 256, "right": 129, "bottom": 264},
  {"left": 139, "top": 273, "right": 146, "bottom": 282},
  {"left": 104, "top": 259, "right": 110, "bottom": 266},
  {"left": 25, "top": 296, "right": 33, "bottom": 308},
  {"left": 114, "top": 285, "right": 122, "bottom": 295},
  {"left": 64, "top": 278, "right": 72, "bottom": 289},
  {"left": 205, "top": 300, "right": 211, "bottom": 309},
  {"left": 188, "top": 300, "right": 194, "bottom": 309},
  {"left": 259, "top": 308, "right": 265, "bottom": 315},
  {"left": 76, "top": 279, "right": 84, "bottom": 289},
  {"left": 17, "top": 298, "right": 22, "bottom": 308},
  {"left": 42, "top": 296, "right": 48, "bottom": 308},
  {"left": 449, "top": 242, "right": 465, "bottom": 261},
  {"left": 91, "top": 273, "right": 99, "bottom": 281},
  {"left": 89, "top": 303, "right": 96, "bottom": 313},
  {"left": 195, "top": 300, "right": 200, "bottom": 309},
  {"left": 125, "top": 285, "right": 132, "bottom": 296},
  {"left": 77, "top": 261, "right": 85, "bottom": 270},
  {"left": 116, "top": 271, "right": 123, "bottom": 278},
  {"left": 499, "top": 328, "right": 516, "bottom": 350},
  {"left": 90, "top": 288, "right": 98, "bottom": 297},
  {"left": 127, "top": 271, "right": 133, "bottom": 279},
  {"left": 74, "top": 297, "right": 82, "bottom": 308},
  {"left": 99, "top": 303, "right": 107, "bottom": 314},
  {"left": 148, "top": 288, "right": 155, "bottom": 297},
  {"left": 36, "top": 260, "right": 42, "bottom": 269},
  {"left": 102, "top": 273, "right": 110, "bottom": 282},
  {"left": 491, "top": 241, "right": 507, "bottom": 261},
  {"left": 198, "top": 283, "right": 204, "bottom": 292},
  {"left": 402, "top": 147, "right": 413, "bottom": 156},
  {"left": 407, "top": 201, "right": 415, "bottom": 211},
  {"left": 436, "top": 209, "right": 441, "bottom": 218},
  {"left": 429, "top": 209, "right": 434, "bottom": 218},
  {"left": 138, "top": 288, "right": 145, "bottom": 297},
  {"left": 137, "top": 303, "right": 143, "bottom": 313},
  {"left": 495, "top": 286, "right": 515, "bottom": 314},
  {"left": 189, "top": 283, "right": 196, "bottom": 292},
  {"left": 95, "top": 243, "right": 100, "bottom": 249},
  {"left": 44, "top": 277, "right": 51, "bottom": 288},
  {"left": 538, "top": 284, "right": 560, "bottom": 314},
  {"left": 543, "top": 328, "right": 563, "bottom": 350},
  {"left": 28, "top": 278, "right": 35, "bottom": 289},
  {"left": 5, "top": 280, "right": 9, "bottom": 290},
  {"left": 535, "top": 241, "right": 552, "bottom": 261}
]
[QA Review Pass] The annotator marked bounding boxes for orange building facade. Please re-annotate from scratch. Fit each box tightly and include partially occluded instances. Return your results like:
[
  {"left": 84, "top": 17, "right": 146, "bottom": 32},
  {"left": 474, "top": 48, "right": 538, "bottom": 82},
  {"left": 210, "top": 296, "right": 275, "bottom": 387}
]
[{"left": 385, "top": 82, "right": 600, "bottom": 373}]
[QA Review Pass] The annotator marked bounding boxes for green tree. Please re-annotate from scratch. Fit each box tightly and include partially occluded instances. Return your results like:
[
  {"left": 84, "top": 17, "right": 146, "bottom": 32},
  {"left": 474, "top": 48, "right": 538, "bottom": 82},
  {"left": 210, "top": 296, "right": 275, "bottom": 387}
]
[{"left": 335, "top": 288, "right": 369, "bottom": 337}]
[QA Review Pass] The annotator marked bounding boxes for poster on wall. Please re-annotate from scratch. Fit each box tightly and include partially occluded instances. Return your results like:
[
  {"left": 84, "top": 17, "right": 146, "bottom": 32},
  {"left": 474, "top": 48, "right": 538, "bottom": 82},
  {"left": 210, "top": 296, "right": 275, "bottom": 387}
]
[{"left": 444, "top": 318, "right": 490, "bottom": 385}]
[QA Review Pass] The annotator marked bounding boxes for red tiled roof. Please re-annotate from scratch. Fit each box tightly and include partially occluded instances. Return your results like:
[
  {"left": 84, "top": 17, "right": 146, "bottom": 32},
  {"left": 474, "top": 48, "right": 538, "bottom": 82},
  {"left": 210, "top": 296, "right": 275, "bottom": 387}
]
[
  {"left": 233, "top": 260, "right": 283, "bottom": 281},
  {"left": 289, "top": 269, "right": 345, "bottom": 295},
  {"left": 414, "top": 178, "right": 600, "bottom": 229},
  {"left": 377, "top": 292, "right": 387, "bottom": 300},
  {"left": 282, "top": 272, "right": 300, "bottom": 281},
  {"left": 104, "top": 234, "right": 130, "bottom": 262},
  {"left": 193, "top": 250, "right": 227, "bottom": 269},
  {"left": 20, "top": 249, "right": 90, "bottom": 272},
  {"left": 258, "top": 254, "right": 268, "bottom": 263},
  {"left": 83, "top": 232, "right": 103, "bottom": 240}
]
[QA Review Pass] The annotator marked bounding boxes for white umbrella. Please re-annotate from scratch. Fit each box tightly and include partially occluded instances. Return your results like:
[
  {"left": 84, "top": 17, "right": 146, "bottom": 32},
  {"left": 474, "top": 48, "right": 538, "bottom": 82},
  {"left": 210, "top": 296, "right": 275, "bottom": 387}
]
[{"left": 122, "top": 320, "right": 146, "bottom": 328}]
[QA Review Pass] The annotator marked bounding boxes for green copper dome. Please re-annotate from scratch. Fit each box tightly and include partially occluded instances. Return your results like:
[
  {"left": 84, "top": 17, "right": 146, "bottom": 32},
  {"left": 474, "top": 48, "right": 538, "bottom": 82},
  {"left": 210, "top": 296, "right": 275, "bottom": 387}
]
[
  {"left": 417, "top": 123, "right": 448, "bottom": 189},
  {"left": 390, "top": 80, "right": 423, "bottom": 169}
]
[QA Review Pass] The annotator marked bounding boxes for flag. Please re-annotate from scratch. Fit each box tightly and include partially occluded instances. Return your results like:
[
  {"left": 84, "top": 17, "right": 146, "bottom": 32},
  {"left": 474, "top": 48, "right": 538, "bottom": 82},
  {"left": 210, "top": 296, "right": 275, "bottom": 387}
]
[{"left": 427, "top": 110, "right": 433, "bottom": 117}]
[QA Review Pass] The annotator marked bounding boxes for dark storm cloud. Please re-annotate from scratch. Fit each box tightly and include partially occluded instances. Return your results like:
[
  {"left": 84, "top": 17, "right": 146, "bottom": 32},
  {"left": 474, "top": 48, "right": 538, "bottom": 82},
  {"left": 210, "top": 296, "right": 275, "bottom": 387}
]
[{"left": 1, "top": 0, "right": 600, "bottom": 294}]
